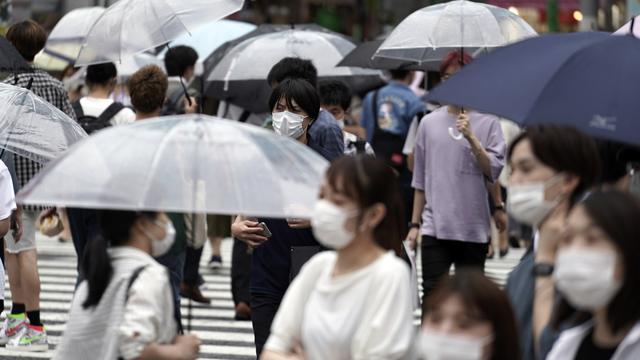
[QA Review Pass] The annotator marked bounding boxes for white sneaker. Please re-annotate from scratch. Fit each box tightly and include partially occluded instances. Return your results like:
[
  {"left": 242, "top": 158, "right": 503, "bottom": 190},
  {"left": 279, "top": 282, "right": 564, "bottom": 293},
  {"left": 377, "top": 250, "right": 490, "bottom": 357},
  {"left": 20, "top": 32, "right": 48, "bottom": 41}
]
[
  {"left": 0, "top": 313, "right": 27, "bottom": 346},
  {"left": 6, "top": 324, "right": 48, "bottom": 352}
]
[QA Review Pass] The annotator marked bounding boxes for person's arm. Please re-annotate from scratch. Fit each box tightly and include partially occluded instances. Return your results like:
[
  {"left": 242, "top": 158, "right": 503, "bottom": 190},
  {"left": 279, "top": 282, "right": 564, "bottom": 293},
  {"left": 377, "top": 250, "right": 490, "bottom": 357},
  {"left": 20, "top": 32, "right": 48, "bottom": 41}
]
[
  {"left": 406, "top": 189, "right": 425, "bottom": 250},
  {"left": 456, "top": 112, "right": 493, "bottom": 178},
  {"left": 488, "top": 182, "right": 507, "bottom": 232},
  {"left": 134, "top": 334, "right": 200, "bottom": 360},
  {"left": 406, "top": 119, "right": 428, "bottom": 250}
]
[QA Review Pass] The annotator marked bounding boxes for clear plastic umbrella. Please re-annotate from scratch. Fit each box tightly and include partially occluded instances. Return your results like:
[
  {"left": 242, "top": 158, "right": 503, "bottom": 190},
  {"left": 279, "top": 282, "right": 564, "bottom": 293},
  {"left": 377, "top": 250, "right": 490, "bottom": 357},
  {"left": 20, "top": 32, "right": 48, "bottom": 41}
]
[
  {"left": 43, "top": 7, "right": 106, "bottom": 62},
  {"left": 373, "top": 0, "right": 537, "bottom": 65},
  {"left": 0, "top": 83, "right": 87, "bottom": 164},
  {"left": 75, "top": 0, "right": 245, "bottom": 66},
  {"left": 17, "top": 115, "right": 328, "bottom": 218}
]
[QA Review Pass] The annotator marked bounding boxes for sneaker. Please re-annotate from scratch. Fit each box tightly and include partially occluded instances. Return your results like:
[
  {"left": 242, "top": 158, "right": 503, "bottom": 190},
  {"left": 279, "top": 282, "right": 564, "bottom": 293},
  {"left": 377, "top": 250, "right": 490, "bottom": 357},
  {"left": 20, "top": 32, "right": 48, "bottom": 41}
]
[
  {"left": 0, "top": 313, "right": 27, "bottom": 345},
  {"left": 208, "top": 255, "right": 223, "bottom": 270},
  {"left": 6, "top": 325, "right": 48, "bottom": 352}
]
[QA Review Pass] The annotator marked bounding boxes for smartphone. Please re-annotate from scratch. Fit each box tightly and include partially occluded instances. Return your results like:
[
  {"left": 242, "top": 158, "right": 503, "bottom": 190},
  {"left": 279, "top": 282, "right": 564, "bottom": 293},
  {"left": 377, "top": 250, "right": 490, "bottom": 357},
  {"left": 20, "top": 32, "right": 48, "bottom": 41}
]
[{"left": 258, "top": 222, "right": 272, "bottom": 238}]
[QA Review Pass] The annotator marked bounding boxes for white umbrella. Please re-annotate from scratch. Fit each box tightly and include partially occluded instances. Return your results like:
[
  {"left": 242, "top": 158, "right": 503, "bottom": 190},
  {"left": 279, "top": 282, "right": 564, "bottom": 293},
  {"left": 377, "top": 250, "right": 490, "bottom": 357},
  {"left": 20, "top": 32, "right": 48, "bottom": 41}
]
[
  {"left": 44, "top": 7, "right": 106, "bottom": 62},
  {"left": 17, "top": 115, "right": 327, "bottom": 218},
  {"left": 75, "top": 0, "right": 245, "bottom": 66},
  {"left": 373, "top": 0, "right": 536, "bottom": 65}
]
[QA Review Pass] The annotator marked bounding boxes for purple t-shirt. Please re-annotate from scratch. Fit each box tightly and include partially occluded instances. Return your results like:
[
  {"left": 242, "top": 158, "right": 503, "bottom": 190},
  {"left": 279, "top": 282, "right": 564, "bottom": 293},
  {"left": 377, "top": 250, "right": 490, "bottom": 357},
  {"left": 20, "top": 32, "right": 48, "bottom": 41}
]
[{"left": 411, "top": 107, "right": 505, "bottom": 243}]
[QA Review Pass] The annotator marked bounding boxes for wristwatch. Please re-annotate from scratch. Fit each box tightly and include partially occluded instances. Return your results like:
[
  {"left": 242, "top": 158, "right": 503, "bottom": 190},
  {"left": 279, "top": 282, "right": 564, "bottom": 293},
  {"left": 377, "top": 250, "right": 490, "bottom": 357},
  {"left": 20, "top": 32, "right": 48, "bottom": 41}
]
[
  {"left": 532, "top": 262, "right": 555, "bottom": 277},
  {"left": 408, "top": 222, "right": 421, "bottom": 230},
  {"left": 494, "top": 202, "right": 505, "bottom": 211}
]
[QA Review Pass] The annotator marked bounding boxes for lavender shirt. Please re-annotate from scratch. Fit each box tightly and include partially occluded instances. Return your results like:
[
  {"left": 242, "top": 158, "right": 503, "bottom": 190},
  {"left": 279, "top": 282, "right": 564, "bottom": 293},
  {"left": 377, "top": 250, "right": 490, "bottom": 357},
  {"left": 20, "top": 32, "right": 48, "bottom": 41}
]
[{"left": 412, "top": 107, "right": 505, "bottom": 243}]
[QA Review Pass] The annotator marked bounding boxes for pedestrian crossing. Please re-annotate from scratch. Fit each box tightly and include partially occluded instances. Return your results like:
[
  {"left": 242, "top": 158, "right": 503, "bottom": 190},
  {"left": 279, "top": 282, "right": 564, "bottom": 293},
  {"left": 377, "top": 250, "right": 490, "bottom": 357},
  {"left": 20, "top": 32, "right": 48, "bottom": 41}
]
[{"left": 0, "top": 235, "right": 525, "bottom": 360}]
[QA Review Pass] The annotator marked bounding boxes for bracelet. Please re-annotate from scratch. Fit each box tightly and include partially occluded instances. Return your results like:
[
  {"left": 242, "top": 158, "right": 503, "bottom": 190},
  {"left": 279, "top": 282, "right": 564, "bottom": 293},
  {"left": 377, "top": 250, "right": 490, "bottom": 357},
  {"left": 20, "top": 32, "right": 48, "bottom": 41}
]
[{"left": 408, "top": 222, "right": 420, "bottom": 230}]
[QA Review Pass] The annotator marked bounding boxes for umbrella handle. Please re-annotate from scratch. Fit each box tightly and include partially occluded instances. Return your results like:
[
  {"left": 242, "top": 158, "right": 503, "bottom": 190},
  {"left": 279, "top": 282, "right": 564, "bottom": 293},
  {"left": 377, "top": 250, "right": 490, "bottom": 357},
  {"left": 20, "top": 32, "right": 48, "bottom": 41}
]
[{"left": 631, "top": 17, "right": 636, "bottom": 37}]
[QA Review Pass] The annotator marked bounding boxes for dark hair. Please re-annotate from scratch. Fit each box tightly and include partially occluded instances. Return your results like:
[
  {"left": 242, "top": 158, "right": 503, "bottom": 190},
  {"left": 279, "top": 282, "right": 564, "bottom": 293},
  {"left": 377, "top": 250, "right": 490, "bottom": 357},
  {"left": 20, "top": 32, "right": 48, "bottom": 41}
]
[
  {"left": 318, "top": 80, "right": 351, "bottom": 110},
  {"left": 425, "top": 269, "right": 521, "bottom": 360},
  {"left": 439, "top": 50, "right": 473, "bottom": 76},
  {"left": 86, "top": 63, "right": 118, "bottom": 86},
  {"left": 267, "top": 57, "right": 318, "bottom": 88},
  {"left": 6, "top": 20, "right": 47, "bottom": 62},
  {"left": 268, "top": 78, "right": 320, "bottom": 121},
  {"left": 164, "top": 45, "right": 198, "bottom": 77},
  {"left": 552, "top": 190, "right": 640, "bottom": 334},
  {"left": 507, "top": 124, "right": 600, "bottom": 205},
  {"left": 128, "top": 65, "right": 168, "bottom": 114},
  {"left": 389, "top": 69, "right": 411, "bottom": 80},
  {"left": 82, "top": 209, "right": 157, "bottom": 308},
  {"left": 595, "top": 140, "right": 640, "bottom": 185},
  {"left": 326, "top": 155, "right": 404, "bottom": 256}
]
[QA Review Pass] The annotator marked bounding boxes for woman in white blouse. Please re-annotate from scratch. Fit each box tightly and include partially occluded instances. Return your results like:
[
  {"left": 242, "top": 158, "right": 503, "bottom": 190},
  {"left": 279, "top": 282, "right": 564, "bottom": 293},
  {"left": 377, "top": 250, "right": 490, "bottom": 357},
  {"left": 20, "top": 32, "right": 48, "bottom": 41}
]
[
  {"left": 261, "top": 155, "right": 414, "bottom": 360},
  {"left": 54, "top": 210, "right": 200, "bottom": 360}
]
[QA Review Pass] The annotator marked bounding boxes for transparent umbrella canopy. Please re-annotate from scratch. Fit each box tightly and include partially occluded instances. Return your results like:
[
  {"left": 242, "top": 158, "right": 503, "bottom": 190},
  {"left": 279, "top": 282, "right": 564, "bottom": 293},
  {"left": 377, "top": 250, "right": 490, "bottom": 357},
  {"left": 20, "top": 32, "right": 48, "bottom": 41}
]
[
  {"left": 75, "top": 0, "right": 245, "bottom": 66},
  {"left": 43, "top": 7, "right": 106, "bottom": 62},
  {"left": 17, "top": 115, "right": 328, "bottom": 219},
  {"left": 373, "top": 0, "right": 537, "bottom": 65},
  {"left": 0, "top": 83, "right": 87, "bottom": 164}
]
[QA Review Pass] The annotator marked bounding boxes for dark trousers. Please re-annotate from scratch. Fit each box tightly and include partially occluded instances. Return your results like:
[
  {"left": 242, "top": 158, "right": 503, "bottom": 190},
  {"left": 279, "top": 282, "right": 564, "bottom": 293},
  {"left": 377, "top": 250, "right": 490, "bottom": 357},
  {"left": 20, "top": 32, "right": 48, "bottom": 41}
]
[
  {"left": 231, "top": 238, "right": 251, "bottom": 305},
  {"left": 156, "top": 250, "right": 186, "bottom": 322},
  {"left": 66, "top": 207, "right": 101, "bottom": 287},
  {"left": 183, "top": 245, "right": 203, "bottom": 285},
  {"left": 251, "top": 292, "right": 282, "bottom": 358},
  {"left": 421, "top": 235, "right": 488, "bottom": 305}
]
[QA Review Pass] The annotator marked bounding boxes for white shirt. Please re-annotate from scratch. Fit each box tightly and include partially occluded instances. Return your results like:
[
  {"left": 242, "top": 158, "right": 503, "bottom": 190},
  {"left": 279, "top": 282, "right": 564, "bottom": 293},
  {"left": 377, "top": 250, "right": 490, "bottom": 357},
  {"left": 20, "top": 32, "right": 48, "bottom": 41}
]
[
  {"left": 0, "top": 160, "right": 15, "bottom": 220},
  {"left": 79, "top": 97, "right": 136, "bottom": 126},
  {"left": 547, "top": 321, "right": 640, "bottom": 360},
  {"left": 265, "top": 251, "right": 414, "bottom": 360}
]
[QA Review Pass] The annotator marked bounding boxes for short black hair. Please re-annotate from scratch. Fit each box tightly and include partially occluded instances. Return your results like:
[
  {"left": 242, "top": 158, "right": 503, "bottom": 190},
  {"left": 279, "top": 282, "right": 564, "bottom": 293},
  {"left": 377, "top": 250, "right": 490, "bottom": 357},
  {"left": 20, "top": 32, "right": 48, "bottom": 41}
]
[
  {"left": 595, "top": 140, "right": 640, "bottom": 185},
  {"left": 267, "top": 57, "right": 318, "bottom": 88},
  {"left": 268, "top": 78, "right": 320, "bottom": 121},
  {"left": 86, "top": 63, "right": 117, "bottom": 86},
  {"left": 389, "top": 69, "right": 411, "bottom": 80},
  {"left": 164, "top": 45, "right": 198, "bottom": 77},
  {"left": 552, "top": 190, "right": 640, "bottom": 334},
  {"left": 508, "top": 124, "right": 600, "bottom": 205},
  {"left": 318, "top": 80, "right": 351, "bottom": 110}
]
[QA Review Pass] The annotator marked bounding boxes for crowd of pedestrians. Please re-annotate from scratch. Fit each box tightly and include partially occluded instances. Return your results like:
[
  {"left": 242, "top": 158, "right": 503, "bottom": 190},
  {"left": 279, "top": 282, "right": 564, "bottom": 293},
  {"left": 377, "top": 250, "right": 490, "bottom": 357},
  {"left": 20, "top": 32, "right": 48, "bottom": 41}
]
[{"left": 0, "top": 7, "right": 639, "bottom": 360}]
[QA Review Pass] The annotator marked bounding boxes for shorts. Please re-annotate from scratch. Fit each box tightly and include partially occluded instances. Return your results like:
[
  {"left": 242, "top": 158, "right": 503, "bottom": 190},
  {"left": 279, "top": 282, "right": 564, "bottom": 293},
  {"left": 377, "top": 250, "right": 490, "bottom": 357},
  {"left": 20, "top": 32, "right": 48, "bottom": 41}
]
[
  {"left": 206, "top": 214, "right": 231, "bottom": 238},
  {"left": 5, "top": 209, "right": 37, "bottom": 254}
]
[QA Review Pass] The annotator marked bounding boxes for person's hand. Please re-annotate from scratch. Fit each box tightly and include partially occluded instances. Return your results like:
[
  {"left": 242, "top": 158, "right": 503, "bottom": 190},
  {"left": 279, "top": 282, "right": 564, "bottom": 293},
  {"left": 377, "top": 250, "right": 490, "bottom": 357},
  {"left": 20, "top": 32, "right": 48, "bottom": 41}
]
[
  {"left": 11, "top": 206, "right": 23, "bottom": 243},
  {"left": 536, "top": 202, "right": 569, "bottom": 263},
  {"left": 183, "top": 96, "right": 198, "bottom": 114},
  {"left": 493, "top": 209, "right": 508, "bottom": 233},
  {"left": 286, "top": 218, "right": 311, "bottom": 229},
  {"left": 231, "top": 219, "right": 268, "bottom": 248},
  {"left": 406, "top": 227, "right": 420, "bottom": 250},
  {"left": 456, "top": 112, "right": 473, "bottom": 139},
  {"left": 173, "top": 334, "right": 201, "bottom": 360},
  {"left": 287, "top": 342, "right": 306, "bottom": 360}
]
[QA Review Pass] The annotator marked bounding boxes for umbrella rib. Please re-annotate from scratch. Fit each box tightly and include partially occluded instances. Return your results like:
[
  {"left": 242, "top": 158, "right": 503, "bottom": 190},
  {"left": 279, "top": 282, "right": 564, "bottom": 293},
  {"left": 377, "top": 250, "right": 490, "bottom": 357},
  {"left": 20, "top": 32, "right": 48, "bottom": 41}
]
[
  {"left": 157, "top": 0, "right": 191, "bottom": 38},
  {"left": 118, "top": 0, "right": 136, "bottom": 64}
]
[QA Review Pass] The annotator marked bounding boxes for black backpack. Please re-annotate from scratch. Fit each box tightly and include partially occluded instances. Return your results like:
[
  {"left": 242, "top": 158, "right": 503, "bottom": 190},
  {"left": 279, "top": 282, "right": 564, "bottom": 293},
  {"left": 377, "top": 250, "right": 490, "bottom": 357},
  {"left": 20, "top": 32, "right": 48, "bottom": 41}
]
[{"left": 72, "top": 101, "right": 125, "bottom": 134}]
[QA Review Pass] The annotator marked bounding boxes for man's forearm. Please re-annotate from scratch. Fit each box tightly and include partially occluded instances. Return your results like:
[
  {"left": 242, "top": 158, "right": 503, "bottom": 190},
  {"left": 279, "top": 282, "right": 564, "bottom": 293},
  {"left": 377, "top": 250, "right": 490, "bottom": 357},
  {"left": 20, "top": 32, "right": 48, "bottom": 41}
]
[{"left": 466, "top": 135, "right": 492, "bottom": 178}]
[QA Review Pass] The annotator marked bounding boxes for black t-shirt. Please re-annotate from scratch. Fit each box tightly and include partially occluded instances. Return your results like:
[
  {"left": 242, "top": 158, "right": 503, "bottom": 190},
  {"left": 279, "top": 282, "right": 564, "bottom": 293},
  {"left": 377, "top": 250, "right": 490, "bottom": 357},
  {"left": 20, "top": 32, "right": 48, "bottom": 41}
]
[{"left": 575, "top": 328, "right": 618, "bottom": 360}]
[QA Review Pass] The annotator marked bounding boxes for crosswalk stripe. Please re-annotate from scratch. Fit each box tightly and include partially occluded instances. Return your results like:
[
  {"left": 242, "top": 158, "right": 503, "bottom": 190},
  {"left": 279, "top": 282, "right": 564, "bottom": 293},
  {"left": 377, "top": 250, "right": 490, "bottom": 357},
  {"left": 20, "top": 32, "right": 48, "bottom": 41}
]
[{"left": 0, "top": 235, "right": 525, "bottom": 359}]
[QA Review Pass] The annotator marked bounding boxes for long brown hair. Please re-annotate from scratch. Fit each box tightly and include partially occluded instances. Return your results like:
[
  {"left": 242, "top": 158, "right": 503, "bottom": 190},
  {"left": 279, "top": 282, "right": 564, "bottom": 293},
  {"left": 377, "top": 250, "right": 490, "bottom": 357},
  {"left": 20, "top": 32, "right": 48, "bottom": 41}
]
[
  {"left": 425, "top": 270, "right": 521, "bottom": 360},
  {"left": 325, "top": 155, "right": 404, "bottom": 256}
]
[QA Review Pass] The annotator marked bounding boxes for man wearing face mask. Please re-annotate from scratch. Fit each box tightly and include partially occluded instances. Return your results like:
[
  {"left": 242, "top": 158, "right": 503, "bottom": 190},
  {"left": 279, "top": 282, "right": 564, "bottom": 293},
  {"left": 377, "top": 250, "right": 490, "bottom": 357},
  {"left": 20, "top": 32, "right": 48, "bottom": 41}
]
[{"left": 504, "top": 125, "right": 600, "bottom": 360}]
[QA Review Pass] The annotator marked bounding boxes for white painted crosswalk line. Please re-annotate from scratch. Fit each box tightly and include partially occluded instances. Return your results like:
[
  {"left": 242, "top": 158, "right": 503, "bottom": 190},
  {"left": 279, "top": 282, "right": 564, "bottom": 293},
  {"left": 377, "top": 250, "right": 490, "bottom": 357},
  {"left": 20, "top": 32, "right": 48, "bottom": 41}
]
[{"left": 0, "top": 235, "right": 525, "bottom": 359}]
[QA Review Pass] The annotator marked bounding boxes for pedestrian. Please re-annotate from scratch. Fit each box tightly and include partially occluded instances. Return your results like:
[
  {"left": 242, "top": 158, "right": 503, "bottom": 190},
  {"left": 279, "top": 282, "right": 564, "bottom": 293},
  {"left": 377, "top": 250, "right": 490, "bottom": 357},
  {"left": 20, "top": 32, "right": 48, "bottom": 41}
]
[
  {"left": 547, "top": 190, "right": 640, "bottom": 359},
  {"left": 318, "top": 80, "right": 374, "bottom": 156},
  {"left": 261, "top": 155, "right": 413, "bottom": 360},
  {"left": 504, "top": 124, "right": 600, "bottom": 360},
  {"left": 53, "top": 210, "right": 201, "bottom": 360},
  {"left": 163, "top": 45, "right": 199, "bottom": 115},
  {"left": 0, "top": 20, "right": 77, "bottom": 351},
  {"left": 232, "top": 78, "right": 329, "bottom": 357},
  {"left": 0, "top": 159, "right": 17, "bottom": 344},
  {"left": 406, "top": 51, "right": 506, "bottom": 306},
  {"left": 266, "top": 57, "right": 344, "bottom": 161},
  {"left": 418, "top": 269, "right": 521, "bottom": 360},
  {"left": 359, "top": 68, "right": 426, "bottom": 225}
]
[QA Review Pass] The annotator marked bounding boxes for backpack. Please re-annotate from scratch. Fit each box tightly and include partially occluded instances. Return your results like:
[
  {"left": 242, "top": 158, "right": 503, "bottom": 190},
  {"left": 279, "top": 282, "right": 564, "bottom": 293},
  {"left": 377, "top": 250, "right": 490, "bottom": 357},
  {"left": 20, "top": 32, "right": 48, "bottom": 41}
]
[{"left": 72, "top": 100, "right": 125, "bottom": 134}]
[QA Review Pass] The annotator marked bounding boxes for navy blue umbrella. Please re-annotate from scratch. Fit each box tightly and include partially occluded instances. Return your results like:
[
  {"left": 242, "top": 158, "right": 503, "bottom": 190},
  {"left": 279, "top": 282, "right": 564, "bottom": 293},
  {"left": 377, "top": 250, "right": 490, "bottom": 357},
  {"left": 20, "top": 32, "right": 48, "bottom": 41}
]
[{"left": 427, "top": 32, "right": 640, "bottom": 146}]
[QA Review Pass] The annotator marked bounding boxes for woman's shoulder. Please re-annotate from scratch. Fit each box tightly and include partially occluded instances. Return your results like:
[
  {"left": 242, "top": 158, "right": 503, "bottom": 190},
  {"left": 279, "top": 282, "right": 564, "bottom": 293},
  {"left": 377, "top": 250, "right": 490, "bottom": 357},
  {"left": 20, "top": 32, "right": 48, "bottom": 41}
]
[{"left": 371, "top": 252, "right": 411, "bottom": 280}]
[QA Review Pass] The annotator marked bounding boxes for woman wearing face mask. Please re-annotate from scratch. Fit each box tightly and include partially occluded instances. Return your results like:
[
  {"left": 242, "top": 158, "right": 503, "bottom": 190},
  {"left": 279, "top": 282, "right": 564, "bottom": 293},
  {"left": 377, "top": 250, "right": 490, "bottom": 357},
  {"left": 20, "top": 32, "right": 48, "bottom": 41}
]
[
  {"left": 419, "top": 269, "right": 520, "bottom": 360},
  {"left": 232, "top": 78, "right": 330, "bottom": 357},
  {"left": 260, "top": 155, "right": 413, "bottom": 360},
  {"left": 504, "top": 124, "right": 600, "bottom": 360},
  {"left": 53, "top": 210, "right": 201, "bottom": 360},
  {"left": 547, "top": 191, "right": 640, "bottom": 359}
]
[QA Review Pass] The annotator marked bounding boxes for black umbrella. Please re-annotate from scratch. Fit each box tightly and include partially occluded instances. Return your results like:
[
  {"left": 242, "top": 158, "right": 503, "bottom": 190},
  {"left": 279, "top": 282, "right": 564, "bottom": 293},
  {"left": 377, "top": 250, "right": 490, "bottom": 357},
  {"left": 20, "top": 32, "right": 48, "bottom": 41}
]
[
  {"left": 202, "top": 24, "right": 384, "bottom": 114},
  {"left": 0, "top": 37, "right": 31, "bottom": 73},
  {"left": 337, "top": 39, "right": 442, "bottom": 71}
]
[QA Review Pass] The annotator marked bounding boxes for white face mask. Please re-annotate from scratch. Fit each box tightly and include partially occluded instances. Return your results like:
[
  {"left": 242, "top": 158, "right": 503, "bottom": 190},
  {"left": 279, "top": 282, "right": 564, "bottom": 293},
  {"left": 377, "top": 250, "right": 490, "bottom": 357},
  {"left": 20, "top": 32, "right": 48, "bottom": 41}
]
[
  {"left": 507, "top": 175, "right": 562, "bottom": 226},
  {"left": 420, "top": 329, "right": 492, "bottom": 360},
  {"left": 311, "top": 199, "right": 357, "bottom": 250},
  {"left": 272, "top": 111, "right": 306, "bottom": 139},
  {"left": 554, "top": 247, "right": 622, "bottom": 311},
  {"left": 141, "top": 219, "right": 176, "bottom": 258}
]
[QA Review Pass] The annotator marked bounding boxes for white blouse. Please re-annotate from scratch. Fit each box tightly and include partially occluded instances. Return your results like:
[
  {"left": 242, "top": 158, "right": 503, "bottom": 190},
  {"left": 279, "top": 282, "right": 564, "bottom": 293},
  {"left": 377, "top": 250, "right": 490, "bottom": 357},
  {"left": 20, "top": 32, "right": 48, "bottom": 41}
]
[{"left": 265, "top": 251, "right": 415, "bottom": 360}]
